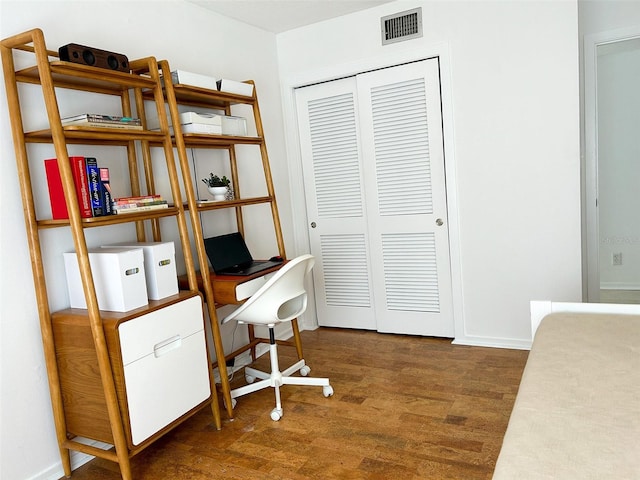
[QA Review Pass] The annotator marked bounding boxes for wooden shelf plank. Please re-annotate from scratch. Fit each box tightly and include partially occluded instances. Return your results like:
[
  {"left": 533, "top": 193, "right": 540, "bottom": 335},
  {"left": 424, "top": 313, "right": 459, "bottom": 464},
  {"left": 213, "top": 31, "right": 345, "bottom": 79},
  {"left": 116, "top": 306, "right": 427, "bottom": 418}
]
[
  {"left": 180, "top": 133, "right": 262, "bottom": 148},
  {"left": 15, "top": 61, "right": 156, "bottom": 94},
  {"left": 191, "top": 196, "right": 272, "bottom": 211},
  {"left": 141, "top": 81, "right": 255, "bottom": 109},
  {"left": 144, "top": 133, "right": 262, "bottom": 149},
  {"left": 36, "top": 207, "right": 180, "bottom": 229},
  {"left": 25, "top": 127, "right": 166, "bottom": 144}
]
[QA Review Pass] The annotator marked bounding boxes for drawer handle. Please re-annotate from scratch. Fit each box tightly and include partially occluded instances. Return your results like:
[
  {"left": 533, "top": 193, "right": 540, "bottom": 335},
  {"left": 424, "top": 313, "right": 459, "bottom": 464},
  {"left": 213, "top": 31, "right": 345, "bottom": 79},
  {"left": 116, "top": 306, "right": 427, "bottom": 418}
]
[
  {"left": 158, "top": 258, "right": 172, "bottom": 267},
  {"left": 153, "top": 335, "right": 181, "bottom": 358}
]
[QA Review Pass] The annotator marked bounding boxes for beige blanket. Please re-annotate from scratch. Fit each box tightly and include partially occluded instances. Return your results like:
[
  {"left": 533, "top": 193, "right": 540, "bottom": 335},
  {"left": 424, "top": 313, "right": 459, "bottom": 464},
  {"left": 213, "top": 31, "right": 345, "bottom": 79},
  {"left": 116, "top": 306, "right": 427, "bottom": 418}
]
[{"left": 493, "top": 312, "right": 640, "bottom": 479}]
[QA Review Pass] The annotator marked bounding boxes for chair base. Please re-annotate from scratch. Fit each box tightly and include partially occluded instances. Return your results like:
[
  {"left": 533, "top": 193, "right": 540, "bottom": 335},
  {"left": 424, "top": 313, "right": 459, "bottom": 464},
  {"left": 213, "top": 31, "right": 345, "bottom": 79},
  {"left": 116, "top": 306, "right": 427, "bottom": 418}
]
[{"left": 230, "top": 341, "right": 333, "bottom": 421}]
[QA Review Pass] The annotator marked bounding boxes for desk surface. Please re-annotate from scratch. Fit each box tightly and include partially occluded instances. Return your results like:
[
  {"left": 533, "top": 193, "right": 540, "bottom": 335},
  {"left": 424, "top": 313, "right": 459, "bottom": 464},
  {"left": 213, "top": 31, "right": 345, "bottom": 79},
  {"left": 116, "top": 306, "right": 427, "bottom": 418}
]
[{"left": 177, "top": 262, "right": 285, "bottom": 305}]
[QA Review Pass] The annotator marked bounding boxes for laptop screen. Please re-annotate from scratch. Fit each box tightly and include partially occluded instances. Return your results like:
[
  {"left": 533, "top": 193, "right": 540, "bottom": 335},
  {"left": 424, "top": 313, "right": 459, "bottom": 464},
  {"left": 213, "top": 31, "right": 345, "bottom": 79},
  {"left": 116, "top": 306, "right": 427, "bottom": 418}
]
[{"left": 204, "top": 232, "right": 253, "bottom": 273}]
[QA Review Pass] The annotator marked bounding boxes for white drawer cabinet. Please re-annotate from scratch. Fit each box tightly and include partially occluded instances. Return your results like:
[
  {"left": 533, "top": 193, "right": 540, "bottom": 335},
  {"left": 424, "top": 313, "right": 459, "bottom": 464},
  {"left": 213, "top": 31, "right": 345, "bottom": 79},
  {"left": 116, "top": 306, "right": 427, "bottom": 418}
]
[
  {"left": 119, "top": 295, "right": 210, "bottom": 445},
  {"left": 52, "top": 292, "right": 212, "bottom": 448}
]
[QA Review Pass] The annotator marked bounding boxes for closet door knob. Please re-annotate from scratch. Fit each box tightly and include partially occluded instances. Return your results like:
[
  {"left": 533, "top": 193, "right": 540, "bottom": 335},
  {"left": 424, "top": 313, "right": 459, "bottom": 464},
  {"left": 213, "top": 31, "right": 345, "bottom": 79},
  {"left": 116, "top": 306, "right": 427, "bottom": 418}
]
[
  {"left": 310, "top": 222, "right": 317, "bottom": 228},
  {"left": 436, "top": 218, "right": 444, "bottom": 226}
]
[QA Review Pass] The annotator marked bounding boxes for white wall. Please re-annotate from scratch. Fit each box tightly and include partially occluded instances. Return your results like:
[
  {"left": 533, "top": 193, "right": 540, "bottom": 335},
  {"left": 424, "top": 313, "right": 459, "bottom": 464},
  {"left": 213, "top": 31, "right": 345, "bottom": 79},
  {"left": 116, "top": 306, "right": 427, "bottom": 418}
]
[
  {"left": 0, "top": 2, "right": 288, "bottom": 479},
  {"left": 278, "top": 0, "right": 582, "bottom": 347},
  {"left": 579, "top": 0, "right": 640, "bottom": 35}
]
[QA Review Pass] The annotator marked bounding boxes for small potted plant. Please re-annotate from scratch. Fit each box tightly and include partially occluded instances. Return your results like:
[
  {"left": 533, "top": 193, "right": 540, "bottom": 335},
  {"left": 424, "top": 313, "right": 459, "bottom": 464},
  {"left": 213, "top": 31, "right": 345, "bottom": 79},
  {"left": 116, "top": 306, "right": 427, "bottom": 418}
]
[{"left": 202, "top": 173, "right": 230, "bottom": 201}]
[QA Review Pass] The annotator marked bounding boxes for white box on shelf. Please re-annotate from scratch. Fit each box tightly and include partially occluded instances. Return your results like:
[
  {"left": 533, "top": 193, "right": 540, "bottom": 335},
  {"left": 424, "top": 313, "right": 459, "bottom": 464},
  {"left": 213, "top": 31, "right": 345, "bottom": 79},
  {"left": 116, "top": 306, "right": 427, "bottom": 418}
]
[
  {"left": 179, "top": 112, "right": 222, "bottom": 126},
  {"left": 217, "top": 79, "right": 254, "bottom": 97},
  {"left": 63, "top": 248, "right": 148, "bottom": 312},
  {"left": 181, "top": 123, "right": 222, "bottom": 134},
  {"left": 180, "top": 112, "right": 223, "bottom": 134},
  {"left": 169, "top": 70, "right": 218, "bottom": 90},
  {"left": 147, "top": 112, "right": 223, "bottom": 135},
  {"left": 221, "top": 115, "right": 247, "bottom": 136},
  {"left": 103, "top": 242, "right": 179, "bottom": 300}
]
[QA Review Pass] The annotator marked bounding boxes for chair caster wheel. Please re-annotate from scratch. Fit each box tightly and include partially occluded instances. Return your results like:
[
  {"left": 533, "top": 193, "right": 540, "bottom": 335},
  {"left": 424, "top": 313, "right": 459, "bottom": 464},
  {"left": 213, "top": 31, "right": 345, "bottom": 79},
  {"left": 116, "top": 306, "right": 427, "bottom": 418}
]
[
  {"left": 245, "top": 374, "right": 255, "bottom": 384},
  {"left": 270, "top": 408, "right": 283, "bottom": 421},
  {"left": 224, "top": 398, "right": 237, "bottom": 410},
  {"left": 323, "top": 385, "right": 334, "bottom": 397},
  {"left": 299, "top": 365, "right": 311, "bottom": 376}
]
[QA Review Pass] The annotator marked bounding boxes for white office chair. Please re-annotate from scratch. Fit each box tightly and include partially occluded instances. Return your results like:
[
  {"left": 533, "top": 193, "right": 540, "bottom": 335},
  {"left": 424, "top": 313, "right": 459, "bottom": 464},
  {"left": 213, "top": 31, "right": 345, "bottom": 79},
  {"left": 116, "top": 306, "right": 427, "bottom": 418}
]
[{"left": 222, "top": 254, "right": 333, "bottom": 421}]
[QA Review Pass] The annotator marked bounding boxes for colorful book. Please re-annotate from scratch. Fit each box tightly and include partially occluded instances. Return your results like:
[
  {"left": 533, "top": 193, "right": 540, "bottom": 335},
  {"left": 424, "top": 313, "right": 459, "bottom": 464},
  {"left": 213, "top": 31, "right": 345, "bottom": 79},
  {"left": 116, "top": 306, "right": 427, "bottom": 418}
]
[
  {"left": 63, "top": 121, "right": 143, "bottom": 130},
  {"left": 99, "top": 168, "right": 113, "bottom": 216},
  {"left": 112, "top": 203, "right": 169, "bottom": 214},
  {"left": 111, "top": 194, "right": 168, "bottom": 214},
  {"left": 113, "top": 200, "right": 167, "bottom": 208},
  {"left": 44, "top": 157, "right": 92, "bottom": 219},
  {"left": 62, "top": 114, "right": 143, "bottom": 130},
  {"left": 113, "top": 195, "right": 163, "bottom": 205},
  {"left": 85, "top": 157, "right": 106, "bottom": 217},
  {"left": 62, "top": 114, "right": 142, "bottom": 126}
]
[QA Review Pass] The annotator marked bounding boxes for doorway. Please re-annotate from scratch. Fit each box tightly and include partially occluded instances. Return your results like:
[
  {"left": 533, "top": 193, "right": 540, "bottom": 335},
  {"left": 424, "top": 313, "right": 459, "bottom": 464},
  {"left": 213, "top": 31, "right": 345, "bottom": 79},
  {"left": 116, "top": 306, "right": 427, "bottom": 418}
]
[
  {"left": 585, "top": 29, "right": 640, "bottom": 304},
  {"left": 294, "top": 59, "right": 455, "bottom": 337}
]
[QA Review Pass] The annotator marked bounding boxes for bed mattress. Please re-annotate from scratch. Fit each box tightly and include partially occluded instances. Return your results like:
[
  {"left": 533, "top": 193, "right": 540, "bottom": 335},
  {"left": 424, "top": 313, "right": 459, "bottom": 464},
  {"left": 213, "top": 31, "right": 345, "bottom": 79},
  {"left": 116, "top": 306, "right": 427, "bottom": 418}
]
[{"left": 493, "top": 312, "right": 640, "bottom": 479}]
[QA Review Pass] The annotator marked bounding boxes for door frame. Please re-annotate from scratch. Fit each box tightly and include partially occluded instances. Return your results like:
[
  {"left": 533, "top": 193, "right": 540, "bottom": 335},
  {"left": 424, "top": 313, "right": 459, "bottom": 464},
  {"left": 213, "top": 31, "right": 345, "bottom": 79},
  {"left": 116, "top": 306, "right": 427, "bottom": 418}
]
[
  {"left": 280, "top": 42, "right": 464, "bottom": 340},
  {"left": 584, "top": 26, "right": 640, "bottom": 302}
]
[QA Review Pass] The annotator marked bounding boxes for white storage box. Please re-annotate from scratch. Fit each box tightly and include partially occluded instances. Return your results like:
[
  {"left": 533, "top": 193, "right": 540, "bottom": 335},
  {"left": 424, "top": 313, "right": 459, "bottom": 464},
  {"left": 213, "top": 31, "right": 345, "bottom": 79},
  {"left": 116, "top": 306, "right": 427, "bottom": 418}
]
[
  {"left": 221, "top": 115, "right": 247, "bottom": 136},
  {"left": 217, "top": 79, "right": 254, "bottom": 97},
  {"left": 64, "top": 248, "right": 148, "bottom": 312},
  {"left": 147, "top": 112, "right": 223, "bottom": 135},
  {"left": 179, "top": 112, "right": 221, "bottom": 126},
  {"left": 181, "top": 123, "right": 222, "bottom": 134},
  {"left": 103, "top": 242, "right": 179, "bottom": 300},
  {"left": 169, "top": 70, "right": 217, "bottom": 90},
  {"left": 180, "top": 112, "right": 222, "bottom": 134}
]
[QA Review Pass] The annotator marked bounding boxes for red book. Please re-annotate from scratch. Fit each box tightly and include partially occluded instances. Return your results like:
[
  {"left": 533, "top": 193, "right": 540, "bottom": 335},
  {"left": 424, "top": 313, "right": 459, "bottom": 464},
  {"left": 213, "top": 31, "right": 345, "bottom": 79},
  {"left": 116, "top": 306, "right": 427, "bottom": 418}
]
[{"left": 44, "top": 157, "right": 92, "bottom": 219}]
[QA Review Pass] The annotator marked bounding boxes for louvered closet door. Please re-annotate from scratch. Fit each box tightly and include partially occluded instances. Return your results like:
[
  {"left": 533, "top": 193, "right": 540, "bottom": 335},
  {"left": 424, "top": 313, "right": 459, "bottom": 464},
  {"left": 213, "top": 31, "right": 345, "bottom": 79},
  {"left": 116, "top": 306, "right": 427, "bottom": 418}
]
[
  {"left": 295, "top": 59, "right": 453, "bottom": 336},
  {"left": 296, "top": 77, "right": 377, "bottom": 330},
  {"left": 357, "top": 60, "right": 453, "bottom": 336}
]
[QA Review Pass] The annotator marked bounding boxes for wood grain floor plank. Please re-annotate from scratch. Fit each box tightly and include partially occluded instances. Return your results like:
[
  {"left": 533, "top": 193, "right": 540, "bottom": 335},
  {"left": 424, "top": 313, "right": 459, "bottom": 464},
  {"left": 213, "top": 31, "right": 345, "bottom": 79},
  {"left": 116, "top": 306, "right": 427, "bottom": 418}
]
[{"left": 59, "top": 328, "right": 527, "bottom": 479}]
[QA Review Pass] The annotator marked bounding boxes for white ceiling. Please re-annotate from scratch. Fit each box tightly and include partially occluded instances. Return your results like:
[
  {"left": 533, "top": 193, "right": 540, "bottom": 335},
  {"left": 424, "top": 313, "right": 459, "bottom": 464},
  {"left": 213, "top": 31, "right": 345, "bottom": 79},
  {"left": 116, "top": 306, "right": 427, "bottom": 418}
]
[{"left": 186, "top": 0, "right": 394, "bottom": 33}]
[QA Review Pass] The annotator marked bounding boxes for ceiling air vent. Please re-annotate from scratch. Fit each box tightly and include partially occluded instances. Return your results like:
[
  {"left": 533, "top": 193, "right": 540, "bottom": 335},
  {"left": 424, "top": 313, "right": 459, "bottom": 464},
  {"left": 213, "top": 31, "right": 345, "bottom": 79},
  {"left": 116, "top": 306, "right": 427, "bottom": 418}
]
[{"left": 381, "top": 7, "right": 423, "bottom": 45}]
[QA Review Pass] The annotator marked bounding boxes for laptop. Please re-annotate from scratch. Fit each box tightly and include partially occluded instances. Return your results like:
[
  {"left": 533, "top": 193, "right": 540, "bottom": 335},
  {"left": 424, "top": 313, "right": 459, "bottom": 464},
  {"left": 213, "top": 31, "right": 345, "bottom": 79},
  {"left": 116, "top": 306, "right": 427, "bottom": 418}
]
[{"left": 204, "top": 232, "right": 283, "bottom": 276}]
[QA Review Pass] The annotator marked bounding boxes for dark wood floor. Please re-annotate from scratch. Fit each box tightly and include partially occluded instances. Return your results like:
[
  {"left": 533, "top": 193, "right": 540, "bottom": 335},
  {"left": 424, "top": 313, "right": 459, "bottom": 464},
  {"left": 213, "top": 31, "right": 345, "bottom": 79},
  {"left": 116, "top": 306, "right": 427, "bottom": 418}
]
[{"left": 62, "top": 328, "right": 528, "bottom": 480}]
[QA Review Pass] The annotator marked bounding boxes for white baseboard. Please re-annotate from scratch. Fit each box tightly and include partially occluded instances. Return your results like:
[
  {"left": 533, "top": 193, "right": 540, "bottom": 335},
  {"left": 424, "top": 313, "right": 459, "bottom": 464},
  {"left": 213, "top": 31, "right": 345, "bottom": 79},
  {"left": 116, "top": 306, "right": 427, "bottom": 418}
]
[
  {"left": 600, "top": 282, "right": 640, "bottom": 290},
  {"left": 452, "top": 335, "right": 532, "bottom": 350},
  {"left": 28, "top": 463, "right": 64, "bottom": 480},
  {"left": 29, "top": 438, "right": 113, "bottom": 480}
]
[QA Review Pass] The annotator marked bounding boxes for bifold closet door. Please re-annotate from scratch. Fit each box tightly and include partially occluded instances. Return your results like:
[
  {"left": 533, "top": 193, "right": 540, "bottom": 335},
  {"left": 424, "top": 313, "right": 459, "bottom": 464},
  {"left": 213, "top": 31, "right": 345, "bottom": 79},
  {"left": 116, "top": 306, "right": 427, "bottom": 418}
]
[{"left": 295, "top": 59, "right": 454, "bottom": 337}]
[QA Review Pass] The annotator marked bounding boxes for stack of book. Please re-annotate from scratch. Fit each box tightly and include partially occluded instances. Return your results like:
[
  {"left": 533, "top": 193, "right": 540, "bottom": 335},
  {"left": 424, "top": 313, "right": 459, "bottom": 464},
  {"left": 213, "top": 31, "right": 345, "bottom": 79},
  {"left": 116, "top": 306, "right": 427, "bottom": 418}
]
[
  {"left": 44, "top": 156, "right": 113, "bottom": 219},
  {"left": 62, "top": 114, "right": 143, "bottom": 130},
  {"left": 112, "top": 195, "right": 169, "bottom": 214}
]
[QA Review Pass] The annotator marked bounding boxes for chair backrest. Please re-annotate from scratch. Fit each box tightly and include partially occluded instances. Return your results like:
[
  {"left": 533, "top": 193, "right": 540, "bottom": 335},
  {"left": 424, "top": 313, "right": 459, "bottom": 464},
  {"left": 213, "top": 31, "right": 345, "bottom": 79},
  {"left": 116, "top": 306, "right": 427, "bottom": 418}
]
[{"left": 221, "top": 254, "right": 315, "bottom": 326}]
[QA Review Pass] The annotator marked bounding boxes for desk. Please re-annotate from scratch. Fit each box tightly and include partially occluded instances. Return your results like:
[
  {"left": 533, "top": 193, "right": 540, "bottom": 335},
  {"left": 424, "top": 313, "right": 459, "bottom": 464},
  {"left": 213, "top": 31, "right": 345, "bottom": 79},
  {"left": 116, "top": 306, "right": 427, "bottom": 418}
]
[
  {"left": 178, "top": 264, "right": 284, "bottom": 306},
  {"left": 177, "top": 262, "right": 304, "bottom": 368}
]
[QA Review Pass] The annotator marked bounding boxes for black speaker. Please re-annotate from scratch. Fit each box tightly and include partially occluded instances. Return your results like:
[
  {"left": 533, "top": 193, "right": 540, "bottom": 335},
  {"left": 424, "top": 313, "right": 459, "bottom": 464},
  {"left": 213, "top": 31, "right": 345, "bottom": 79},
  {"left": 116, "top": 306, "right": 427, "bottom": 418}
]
[{"left": 58, "top": 43, "right": 129, "bottom": 73}]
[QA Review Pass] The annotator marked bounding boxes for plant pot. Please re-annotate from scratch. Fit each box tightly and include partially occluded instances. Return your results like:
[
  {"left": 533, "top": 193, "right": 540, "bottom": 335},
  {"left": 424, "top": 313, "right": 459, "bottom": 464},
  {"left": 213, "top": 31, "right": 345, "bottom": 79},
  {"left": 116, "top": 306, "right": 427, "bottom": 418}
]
[{"left": 207, "top": 186, "right": 228, "bottom": 201}]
